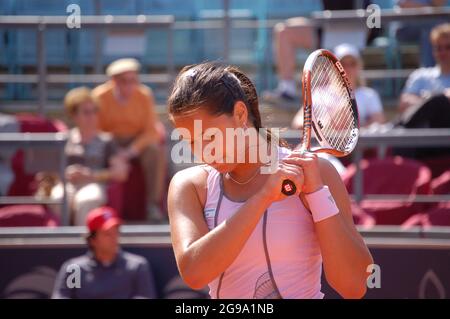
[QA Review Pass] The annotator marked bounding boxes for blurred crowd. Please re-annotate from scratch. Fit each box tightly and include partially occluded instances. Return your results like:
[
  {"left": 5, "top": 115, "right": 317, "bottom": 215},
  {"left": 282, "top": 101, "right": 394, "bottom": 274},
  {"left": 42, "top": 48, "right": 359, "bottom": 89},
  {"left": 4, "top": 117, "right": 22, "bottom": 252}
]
[
  {"left": 0, "top": 2, "right": 449, "bottom": 229},
  {"left": 0, "top": 58, "right": 168, "bottom": 226},
  {"left": 0, "top": 1, "right": 449, "bottom": 300}
]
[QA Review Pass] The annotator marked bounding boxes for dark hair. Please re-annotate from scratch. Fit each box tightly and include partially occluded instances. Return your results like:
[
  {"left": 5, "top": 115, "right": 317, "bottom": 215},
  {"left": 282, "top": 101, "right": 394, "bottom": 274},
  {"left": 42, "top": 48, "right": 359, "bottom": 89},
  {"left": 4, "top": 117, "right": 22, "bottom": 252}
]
[{"left": 168, "top": 62, "right": 286, "bottom": 146}]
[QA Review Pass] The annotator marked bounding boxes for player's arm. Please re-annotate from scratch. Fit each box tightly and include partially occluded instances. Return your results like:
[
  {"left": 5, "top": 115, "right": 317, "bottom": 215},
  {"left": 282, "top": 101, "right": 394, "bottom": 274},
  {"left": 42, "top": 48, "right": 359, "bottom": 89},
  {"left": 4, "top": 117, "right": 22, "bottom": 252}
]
[
  {"left": 315, "top": 159, "right": 373, "bottom": 298},
  {"left": 169, "top": 164, "right": 303, "bottom": 290},
  {"left": 169, "top": 168, "right": 270, "bottom": 289},
  {"left": 285, "top": 155, "right": 373, "bottom": 299}
]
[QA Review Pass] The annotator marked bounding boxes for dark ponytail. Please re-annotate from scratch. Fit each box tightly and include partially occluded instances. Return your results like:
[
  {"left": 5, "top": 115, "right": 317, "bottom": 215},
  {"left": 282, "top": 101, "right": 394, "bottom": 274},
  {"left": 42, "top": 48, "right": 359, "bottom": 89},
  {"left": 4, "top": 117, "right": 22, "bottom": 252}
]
[
  {"left": 168, "top": 61, "right": 287, "bottom": 146},
  {"left": 225, "top": 66, "right": 262, "bottom": 130}
]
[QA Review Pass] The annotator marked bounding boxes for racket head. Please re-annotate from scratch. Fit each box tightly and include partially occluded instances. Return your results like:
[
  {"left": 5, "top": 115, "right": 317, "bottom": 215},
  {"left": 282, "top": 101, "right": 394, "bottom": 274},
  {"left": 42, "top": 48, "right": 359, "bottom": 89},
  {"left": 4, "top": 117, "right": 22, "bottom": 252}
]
[{"left": 300, "top": 49, "right": 359, "bottom": 157}]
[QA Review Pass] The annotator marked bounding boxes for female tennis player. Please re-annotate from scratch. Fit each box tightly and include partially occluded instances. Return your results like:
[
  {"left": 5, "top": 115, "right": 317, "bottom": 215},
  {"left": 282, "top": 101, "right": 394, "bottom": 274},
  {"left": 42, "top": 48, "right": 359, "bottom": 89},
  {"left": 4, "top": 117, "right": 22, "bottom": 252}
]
[{"left": 167, "top": 62, "right": 373, "bottom": 299}]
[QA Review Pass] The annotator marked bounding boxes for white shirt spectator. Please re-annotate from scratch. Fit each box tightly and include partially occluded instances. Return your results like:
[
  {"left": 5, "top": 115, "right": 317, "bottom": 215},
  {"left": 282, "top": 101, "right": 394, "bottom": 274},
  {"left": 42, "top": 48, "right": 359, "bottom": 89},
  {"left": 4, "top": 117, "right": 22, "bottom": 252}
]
[
  {"left": 403, "top": 66, "right": 450, "bottom": 98},
  {"left": 354, "top": 87, "right": 383, "bottom": 127}
]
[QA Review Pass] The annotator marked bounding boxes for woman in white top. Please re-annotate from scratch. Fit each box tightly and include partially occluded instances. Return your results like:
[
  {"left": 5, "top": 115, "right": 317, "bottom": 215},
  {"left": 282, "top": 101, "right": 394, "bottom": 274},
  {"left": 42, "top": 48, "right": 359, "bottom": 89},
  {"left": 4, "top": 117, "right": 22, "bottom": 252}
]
[
  {"left": 167, "top": 62, "right": 373, "bottom": 298},
  {"left": 293, "top": 43, "right": 386, "bottom": 129}
]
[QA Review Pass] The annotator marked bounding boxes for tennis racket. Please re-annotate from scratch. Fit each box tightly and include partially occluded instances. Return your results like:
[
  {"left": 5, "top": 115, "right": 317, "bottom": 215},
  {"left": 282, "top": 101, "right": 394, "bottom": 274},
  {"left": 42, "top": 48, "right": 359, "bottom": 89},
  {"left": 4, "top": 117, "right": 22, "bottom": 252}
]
[{"left": 281, "top": 49, "right": 359, "bottom": 196}]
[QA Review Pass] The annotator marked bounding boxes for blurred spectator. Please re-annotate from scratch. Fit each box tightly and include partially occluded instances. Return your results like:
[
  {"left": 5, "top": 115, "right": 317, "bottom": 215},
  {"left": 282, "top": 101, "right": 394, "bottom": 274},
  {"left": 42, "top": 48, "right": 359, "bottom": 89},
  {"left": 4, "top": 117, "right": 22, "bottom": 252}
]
[
  {"left": 92, "top": 58, "right": 167, "bottom": 223},
  {"left": 0, "top": 113, "right": 19, "bottom": 196},
  {"left": 51, "top": 87, "right": 129, "bottom": 226},
  {"left": 263, "top": 0, "right": 374, "bottom": 106},
  {"left": 292, "top": 43, "right": 386, "bottom": 129},
  {"left": 393, "top": 0, "right": 447, "bottom": 68},
  {"left": 395, "top": 23, "right": 450, "bottom": 162},
  {"left": 52, "top": 206, "right": 157, "bottom": 298},
  {"left": 399, "top": 23, "right": 450, "bottom": 113}
]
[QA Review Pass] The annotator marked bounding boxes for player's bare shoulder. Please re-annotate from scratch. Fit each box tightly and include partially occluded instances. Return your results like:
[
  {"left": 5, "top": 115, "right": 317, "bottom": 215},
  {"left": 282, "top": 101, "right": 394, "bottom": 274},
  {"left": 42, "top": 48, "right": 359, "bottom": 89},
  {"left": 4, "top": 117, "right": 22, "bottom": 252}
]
[{"left": 169, "top": 165, "right": 209, "bottom": 207}]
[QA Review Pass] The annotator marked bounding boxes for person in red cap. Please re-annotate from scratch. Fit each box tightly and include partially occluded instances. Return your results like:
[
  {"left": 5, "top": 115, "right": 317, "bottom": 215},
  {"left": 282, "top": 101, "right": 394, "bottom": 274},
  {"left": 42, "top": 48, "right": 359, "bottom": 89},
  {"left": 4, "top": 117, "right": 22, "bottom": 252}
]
[{"left": 52, "top": 206, "right": 157, "bottom": 299}]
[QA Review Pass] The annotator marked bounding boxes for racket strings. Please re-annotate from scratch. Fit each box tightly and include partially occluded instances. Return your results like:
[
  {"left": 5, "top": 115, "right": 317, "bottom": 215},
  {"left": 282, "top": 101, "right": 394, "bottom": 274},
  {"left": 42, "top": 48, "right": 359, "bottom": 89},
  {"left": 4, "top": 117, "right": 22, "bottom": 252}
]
[
  {"left": 312, "top": 60, "right": 350, "bottom": 140},
  {"left": 310, "top": 57, "right": 357, "bottom": 152},
  {"left": 313, "top": 59, "right": 353, "bottom": 147}
]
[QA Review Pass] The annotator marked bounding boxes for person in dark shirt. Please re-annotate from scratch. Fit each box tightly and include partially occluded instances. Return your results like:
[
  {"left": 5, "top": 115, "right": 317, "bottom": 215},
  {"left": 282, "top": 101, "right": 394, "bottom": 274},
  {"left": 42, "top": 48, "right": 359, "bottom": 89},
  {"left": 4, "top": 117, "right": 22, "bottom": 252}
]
[{"left": 52, "top": 206, "right": 157, "bottom": 299}]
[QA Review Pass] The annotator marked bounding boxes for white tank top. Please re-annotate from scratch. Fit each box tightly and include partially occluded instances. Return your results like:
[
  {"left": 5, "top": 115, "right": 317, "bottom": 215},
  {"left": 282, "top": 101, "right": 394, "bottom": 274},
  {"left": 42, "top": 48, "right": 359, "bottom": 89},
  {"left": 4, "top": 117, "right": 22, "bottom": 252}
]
[{"left": 203, "top": 147, "right": 324, "bottom": 299}]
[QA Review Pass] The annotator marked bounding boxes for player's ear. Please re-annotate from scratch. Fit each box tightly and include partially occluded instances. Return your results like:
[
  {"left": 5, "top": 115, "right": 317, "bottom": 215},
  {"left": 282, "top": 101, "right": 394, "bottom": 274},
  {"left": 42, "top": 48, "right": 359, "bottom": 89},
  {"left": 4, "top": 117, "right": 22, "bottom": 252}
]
[{"left": 232, "top": 101, "right": 249, "bottom": 127}]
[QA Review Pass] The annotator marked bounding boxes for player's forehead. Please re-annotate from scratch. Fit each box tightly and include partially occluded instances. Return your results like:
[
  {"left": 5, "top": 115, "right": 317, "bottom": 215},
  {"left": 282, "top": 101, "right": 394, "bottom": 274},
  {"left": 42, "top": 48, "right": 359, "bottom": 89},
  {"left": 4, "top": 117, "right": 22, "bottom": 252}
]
[{"left": 172, "top": 109, "right": 232, "bottom": 139}]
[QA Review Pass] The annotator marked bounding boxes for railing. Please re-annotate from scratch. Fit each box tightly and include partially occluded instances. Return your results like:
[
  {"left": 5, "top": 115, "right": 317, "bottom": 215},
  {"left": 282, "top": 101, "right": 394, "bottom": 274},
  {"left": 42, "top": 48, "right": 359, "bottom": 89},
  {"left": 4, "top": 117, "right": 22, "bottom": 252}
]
[
  {"left": 281, "top": 128, "right": 450, "bottom": 203},
  {"left": 0, "top": 15, "right": 175, "bottom": 115},
  {"left": 0, "top": 224, "right": 449, "bottom": 246},
  {"left": 0, "top": 224, "right": 449, "bottom": 299},
  {"left": 0, "top": 132, "right": 69, "bottom": 225},
  {"left": 2, "top": 7, "right": 449, "bottom": 114},
  {"left": 1, "top": 129, "right": 448, "bottom": 227},
  {"left": 311, "top": 6, "right": 450, "bottom": 24}
]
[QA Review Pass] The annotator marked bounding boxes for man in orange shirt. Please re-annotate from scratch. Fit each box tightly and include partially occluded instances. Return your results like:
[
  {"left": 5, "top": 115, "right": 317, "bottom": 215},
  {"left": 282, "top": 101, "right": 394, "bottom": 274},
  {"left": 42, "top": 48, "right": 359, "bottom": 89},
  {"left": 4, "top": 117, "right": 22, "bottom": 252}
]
[{"left": 92, "top": 58, "right": 166, "bottom": 223}]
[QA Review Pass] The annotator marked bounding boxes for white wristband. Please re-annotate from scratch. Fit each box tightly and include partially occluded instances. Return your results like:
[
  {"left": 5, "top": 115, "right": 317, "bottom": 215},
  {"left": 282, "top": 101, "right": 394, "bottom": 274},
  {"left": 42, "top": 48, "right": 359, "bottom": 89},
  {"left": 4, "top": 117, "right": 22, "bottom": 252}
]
[{"left": 305, "top": 186, "right": 339, "bottom": 223}]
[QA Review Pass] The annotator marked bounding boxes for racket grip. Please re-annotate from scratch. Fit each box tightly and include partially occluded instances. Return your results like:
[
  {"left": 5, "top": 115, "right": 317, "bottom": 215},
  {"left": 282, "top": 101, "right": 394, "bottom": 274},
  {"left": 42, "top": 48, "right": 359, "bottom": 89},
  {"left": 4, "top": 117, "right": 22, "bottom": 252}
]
[{"left": 281, "top": 179, "right": 297, "bottom": 196}]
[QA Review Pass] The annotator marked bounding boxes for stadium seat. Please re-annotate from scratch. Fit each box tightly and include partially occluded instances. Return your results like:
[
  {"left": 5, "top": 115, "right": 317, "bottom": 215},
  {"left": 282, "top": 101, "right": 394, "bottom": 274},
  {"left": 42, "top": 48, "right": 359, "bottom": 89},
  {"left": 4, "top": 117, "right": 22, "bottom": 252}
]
[
  {"left": 7, "top": 114, "right": 67, "bottom": 197},
  {"left": 350, "top": 202, "right": 376, "bottom": 229},
  {"left": 139, "top": 0, "right": 195, "bottom": 17},
  {"left": 0, "top": 204, "right": 59, "bottom": 227},
  {"left": 13, "top": 0, "right": 71, "bottom": 66},
  {"left": 140, "top": 0, "right": 198, "bottom": 67},
  {"left": 430, "top": 169, "right": 450, "bottom": 196},
  {"left": 426, "top": 203, "right": 450, "bottom": 227},
  {"left": 342, "top": 157, "right": 432, "bottom": 225},
  {"left": 402, "top": 203, "right": 450, "bottom": 228},
  {"left": 421, "top": 156, "right": 450, "bottom": 179},
  {"left": 97, "top": 0, "right": 138, "bottom": 15},
  {"left": 265, "top": 0, "right": 322, "bottom": 19},
  {"left": 196, "top": 8, "right": 258, "bottom": 64},
  {"left": 371, "top": 0, "right": 394, "bottom": 9}
]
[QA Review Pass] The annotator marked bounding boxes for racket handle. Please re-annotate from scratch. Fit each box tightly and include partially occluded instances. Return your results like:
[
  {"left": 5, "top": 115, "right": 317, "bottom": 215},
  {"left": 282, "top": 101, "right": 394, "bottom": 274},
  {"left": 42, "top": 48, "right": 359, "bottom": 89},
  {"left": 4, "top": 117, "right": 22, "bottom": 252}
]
[{"left": 281, "top": 179, "right": 297, "bottom": 196}]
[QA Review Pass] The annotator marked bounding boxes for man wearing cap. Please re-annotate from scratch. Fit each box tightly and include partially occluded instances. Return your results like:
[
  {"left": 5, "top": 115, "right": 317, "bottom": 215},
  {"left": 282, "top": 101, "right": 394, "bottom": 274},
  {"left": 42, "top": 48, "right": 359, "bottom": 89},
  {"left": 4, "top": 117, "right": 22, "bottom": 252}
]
[
  {"left": 92, "top": 58, "right": 166, "bottom": 222},
  {"left": 52, "top": 206, "right": 157, "bottom": 298}
]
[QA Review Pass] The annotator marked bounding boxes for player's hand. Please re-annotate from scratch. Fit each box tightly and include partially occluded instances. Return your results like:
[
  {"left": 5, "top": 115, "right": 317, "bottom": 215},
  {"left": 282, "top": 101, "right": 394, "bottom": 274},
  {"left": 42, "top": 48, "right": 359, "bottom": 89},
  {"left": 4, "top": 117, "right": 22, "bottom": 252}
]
[
  {"left": 256, "top": 161, "right": 304, "bottom": 204},
  {"left": 282, "top": 151, "right": 324, "bottom": 194}
]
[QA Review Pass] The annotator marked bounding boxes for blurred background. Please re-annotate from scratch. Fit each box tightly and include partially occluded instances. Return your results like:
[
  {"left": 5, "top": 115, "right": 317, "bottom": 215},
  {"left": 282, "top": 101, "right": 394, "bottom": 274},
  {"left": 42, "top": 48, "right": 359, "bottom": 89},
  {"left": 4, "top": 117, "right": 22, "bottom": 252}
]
[{"left": 0, "top": 0, "right": 449, "bottom": 299}]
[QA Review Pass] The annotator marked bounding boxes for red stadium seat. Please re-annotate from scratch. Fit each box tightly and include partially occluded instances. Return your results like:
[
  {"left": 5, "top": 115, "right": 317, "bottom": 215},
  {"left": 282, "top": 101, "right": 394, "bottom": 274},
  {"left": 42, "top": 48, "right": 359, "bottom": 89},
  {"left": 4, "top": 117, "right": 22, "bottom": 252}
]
[
  {"left": 7, "top": 114, "right": 67, "bottom": 197},
  {"left": 0, "top": 204, "right": 59, "bottom": 227},
  {"left": 421, "top": 156, "right": 450, "bottom": 179},
  {"left": 402, "top": 203, "right": 450, "bottom": 229},
  {"left": 430, "top": 169, "right": 450, "bottom": 196},
  {"left": 342, "top": 157, "right": 432, "bottom": 225},
  {"left": 401, "top": 170, "right": 450, "bottom": 229},
  {"left": 427, "top": 203, "right": 450, "bottom": 227},
  {"left": 401, "top": 213, "right": 427, "bottom": 229},
  {"left": 350, "top": 202, "right": 376, "bottom": 228}
]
